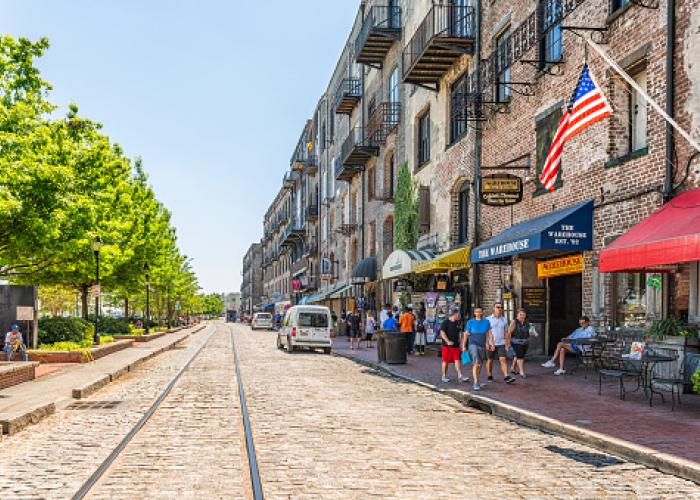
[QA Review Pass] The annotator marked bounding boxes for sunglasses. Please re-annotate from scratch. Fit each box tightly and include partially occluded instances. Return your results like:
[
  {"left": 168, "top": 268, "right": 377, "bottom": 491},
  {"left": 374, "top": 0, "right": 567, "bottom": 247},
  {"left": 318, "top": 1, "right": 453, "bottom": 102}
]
[{"left": 494, "top": 306, "right": 503, "bottom": 309}]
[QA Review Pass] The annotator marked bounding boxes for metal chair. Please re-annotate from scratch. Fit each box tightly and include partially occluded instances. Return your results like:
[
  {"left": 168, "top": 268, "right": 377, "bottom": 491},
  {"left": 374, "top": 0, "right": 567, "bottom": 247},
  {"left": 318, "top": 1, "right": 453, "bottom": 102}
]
[
  {"left": 650, "top": 354, "right": 682, "bottom": 410},
  {"left": 598, "top": 355, "right": 642, "bottom": 400}
]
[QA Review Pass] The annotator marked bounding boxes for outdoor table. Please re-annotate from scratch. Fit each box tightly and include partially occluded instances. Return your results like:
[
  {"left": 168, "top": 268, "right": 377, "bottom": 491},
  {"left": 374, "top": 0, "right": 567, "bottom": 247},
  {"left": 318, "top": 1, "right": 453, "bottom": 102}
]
[
  {"left": 563, "top": 337, "right": 613, "bottom": 378},
  {"left": 611, "top": 353, "right": 676, "bottom": 404}
]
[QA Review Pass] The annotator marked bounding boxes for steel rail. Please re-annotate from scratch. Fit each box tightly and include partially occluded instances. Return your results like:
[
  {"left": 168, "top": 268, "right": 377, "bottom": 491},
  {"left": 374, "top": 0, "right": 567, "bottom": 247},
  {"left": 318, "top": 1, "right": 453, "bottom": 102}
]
[
  {"left": 72, "top": 323, "right": 217, "bottom": 500},
  {"left": 230, "top": 327, "right": 265, "bottom": 500}
]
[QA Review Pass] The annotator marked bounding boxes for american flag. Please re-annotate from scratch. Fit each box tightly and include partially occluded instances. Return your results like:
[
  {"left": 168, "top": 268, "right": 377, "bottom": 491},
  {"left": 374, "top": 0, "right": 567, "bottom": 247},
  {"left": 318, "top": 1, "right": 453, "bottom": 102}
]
[{"left": 540, "top": 64, "right": 613, "bottom": 191}]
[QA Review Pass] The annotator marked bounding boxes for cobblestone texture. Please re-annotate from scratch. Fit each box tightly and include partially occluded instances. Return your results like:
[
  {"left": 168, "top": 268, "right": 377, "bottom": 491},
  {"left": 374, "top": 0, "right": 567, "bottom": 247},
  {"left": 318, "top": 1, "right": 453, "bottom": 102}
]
[{"left": 232, "top": 324, "right": 700, "bottom": 499}]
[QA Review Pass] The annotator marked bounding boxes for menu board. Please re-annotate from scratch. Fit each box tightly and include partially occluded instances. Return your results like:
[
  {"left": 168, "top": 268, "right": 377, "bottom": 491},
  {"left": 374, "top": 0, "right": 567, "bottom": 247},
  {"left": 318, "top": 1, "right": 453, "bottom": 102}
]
[{"left": 522, "top": 287, "right": 546, "bottom": 323}]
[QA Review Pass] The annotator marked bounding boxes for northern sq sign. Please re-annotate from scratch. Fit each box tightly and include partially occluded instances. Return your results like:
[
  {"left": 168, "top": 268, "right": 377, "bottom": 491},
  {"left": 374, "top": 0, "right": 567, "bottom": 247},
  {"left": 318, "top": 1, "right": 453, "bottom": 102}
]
[{"left": 479, "top": 174, "right": 523, "bottom": 206}]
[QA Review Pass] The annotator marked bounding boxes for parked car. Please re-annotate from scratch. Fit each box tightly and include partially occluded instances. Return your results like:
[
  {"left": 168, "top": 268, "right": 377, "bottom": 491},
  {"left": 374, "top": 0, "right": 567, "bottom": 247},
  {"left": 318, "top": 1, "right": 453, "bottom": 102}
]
[
  {"left": 251, "top": 312, "right": 273, "bottom": 330},
  {"left": 277, "top": 305, "right": 333, "bottom": 354}
]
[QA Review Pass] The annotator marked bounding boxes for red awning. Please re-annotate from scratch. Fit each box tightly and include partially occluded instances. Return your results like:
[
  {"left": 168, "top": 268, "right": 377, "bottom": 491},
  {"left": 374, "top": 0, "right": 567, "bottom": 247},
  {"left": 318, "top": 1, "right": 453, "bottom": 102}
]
[{"left": 599, "top": 189, "right": 700, "bottom": 272}]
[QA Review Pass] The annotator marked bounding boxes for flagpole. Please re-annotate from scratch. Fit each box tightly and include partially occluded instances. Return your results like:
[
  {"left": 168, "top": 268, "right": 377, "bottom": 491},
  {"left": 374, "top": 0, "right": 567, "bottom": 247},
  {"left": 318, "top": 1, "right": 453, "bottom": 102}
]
[{"left": 584, "top": 36, "right": 700, "bottom": 154}]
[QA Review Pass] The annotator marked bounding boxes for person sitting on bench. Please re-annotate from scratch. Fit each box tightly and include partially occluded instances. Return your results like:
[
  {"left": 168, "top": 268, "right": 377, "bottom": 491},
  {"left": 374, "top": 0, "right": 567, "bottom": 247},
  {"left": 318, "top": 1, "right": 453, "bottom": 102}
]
[
  {"left": 4, "top": 324, "right": 29, "bottom": 362},
  {"left": 541, "top": 316, "right": 595, "bottom": 375}
]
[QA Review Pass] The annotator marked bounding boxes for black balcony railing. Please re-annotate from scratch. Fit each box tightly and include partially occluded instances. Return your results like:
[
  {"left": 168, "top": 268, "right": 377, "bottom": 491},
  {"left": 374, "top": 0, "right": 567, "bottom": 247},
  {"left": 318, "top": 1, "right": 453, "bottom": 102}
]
[
  {"left": 340, "top": 126, "right": 378, "bottom": 172},
  {"left": 402, "top": 4, "right": 475, "bottom": 88},
  {"left": 305, "top": 203, "right": 319, "bottom": 221},
  {"left": 334, "top": 78, "right": 361, "bottom": 114},
  {"left": 367, "top": 102, "right": 401, "bottom": 144},
  {"left": 304, "top": 154, "right": 318, "bottom": 174},
  {"left": 283, "top": 171, "right": 294, "bottom": 189},
  {"left": 355, "top": 4, "right": 402, "bottom": 68}
]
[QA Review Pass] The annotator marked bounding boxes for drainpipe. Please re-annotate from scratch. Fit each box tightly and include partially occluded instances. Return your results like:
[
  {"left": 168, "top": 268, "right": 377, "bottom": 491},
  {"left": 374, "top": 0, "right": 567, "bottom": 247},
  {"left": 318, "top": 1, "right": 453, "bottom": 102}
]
[
  {"left": 471, "top": 0, "right": 482, "bottom": 308},
  {"left": 360, "top": 1, "right": 367, "bottom": 262},
  {"left": 663, "top": 0, "right": 676, "bottom": 201}
]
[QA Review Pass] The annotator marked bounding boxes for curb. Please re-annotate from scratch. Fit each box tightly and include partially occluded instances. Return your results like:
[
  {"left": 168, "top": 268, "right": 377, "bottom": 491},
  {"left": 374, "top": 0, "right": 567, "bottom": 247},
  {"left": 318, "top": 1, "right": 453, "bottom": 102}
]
[
  {"left": 333, "top": 351, "right": 700, "bottom": 485},
  {"left": 0, "top": 402, "right": 55, "bottom": 435}
]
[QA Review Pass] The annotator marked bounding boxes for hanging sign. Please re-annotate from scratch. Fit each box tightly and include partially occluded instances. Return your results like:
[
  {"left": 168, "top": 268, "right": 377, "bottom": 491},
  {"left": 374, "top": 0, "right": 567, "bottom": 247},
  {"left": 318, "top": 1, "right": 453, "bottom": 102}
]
[
  {"left": 537, "top": 254, "right": 584, "bottom": 279},
  {"left": 522, "top": 287, "right": 546, "bottom": 323},
  {"left": 479, "top": 174, "right": 523, "bottom": 206}
]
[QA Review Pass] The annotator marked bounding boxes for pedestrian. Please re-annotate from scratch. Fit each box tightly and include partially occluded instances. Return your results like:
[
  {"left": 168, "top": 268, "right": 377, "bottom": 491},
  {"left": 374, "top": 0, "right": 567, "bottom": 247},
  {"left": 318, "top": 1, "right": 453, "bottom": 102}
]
[
  {"left": 414, "top": 303, "right": 427, "bottom": 355},
  {"left": 379, "top": 303, "right": 391, "bottom": 326},
  {"left": 439, "top": 309, "right": 469, "bottom": 383},
  {"left": 541, "top": 316, "right": 595, "bottom": 375},
  {"left": 347, "top": 310, "right": 361, "bottom": 350},
  {"left": 331, "top": 311, "right": 338, "bottom": 338},
  {"left": 383, "top": 310, "right": 398, "bottom": 332},
  {"left": 508, "top": 309, "right": 538, "bottom": 378},
  {"left": 486, "top": 302, "right": 516, "bottom": 384},
  {"left": 4, "top": 324, "right": 28, "bottom": 362},
  {"left": 364, "top": 311, "right": 376, "bottom": 348},
  {"left": 399, "top": 306, "right": 415, "bottom": 354},
  {"left": 462, "top": 307, "right": 490, "bottom": 390}
]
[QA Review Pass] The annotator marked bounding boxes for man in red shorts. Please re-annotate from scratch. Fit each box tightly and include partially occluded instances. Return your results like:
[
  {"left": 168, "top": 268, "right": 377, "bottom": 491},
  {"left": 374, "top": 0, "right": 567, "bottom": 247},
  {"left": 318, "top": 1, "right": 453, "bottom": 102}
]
[{"left": 439, "top": 309, "right": 469, "bottom": 383}]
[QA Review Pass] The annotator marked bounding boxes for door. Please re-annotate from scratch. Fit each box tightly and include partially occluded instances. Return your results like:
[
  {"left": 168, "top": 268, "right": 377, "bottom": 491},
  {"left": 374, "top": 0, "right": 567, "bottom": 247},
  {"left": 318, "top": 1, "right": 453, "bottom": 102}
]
[
  {"left": 547, "top": 273, "right": 582, "bottom": 353},
  {"left": 450, "top": 0, "right": 470, "bottom": 37},
  {"left": 298, "top": 310, "right": 330, "bottom": 341}
]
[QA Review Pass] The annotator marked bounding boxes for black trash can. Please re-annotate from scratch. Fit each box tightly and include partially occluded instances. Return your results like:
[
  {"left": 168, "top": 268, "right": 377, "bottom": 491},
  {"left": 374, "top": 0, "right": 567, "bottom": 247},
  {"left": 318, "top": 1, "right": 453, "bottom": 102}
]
[
  {"left": 385, "top": 333, "right": 407, "bottom": 364},
  {"left": 376, "top": 331, "right": 386, "bottom": 362}
]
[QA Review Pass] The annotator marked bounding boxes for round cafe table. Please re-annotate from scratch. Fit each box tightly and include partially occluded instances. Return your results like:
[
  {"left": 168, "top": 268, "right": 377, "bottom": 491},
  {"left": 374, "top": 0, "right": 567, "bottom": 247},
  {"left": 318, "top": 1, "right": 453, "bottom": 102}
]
[{"left": 611, "top": 353, "right": 676, "bottom": 405}]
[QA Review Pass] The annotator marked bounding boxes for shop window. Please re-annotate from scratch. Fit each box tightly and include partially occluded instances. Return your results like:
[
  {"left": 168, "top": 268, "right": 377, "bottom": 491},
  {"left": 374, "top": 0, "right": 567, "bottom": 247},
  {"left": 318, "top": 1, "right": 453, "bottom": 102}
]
[
  {"left": 539, "top": 0, "right": 563, "bottom": 69},
  {"left": 615, "top": 272, "right": 657, "bottom": 328},
  {"left": 535, "top": 106, "right": 563, "bottom": 193},
  {"left": 495, "top": 27, "right": 511, "bottom": 102},
  {"left": 417, "top": 110, "right": 431, "bottom": 167},
  {"left": 450, "top": 72, "right": 468, "bottom": 144}
]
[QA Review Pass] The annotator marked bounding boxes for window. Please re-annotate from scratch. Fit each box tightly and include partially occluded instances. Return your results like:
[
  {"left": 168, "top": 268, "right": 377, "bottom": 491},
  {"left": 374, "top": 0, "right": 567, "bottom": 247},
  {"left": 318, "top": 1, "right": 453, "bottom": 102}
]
[
  {"left": 450, "top": 72, "right": 468, "bottom": 143},
  {"left": 539, "top": 0, "right": 563, "bottom": 68},
  {"left": 388, "top": 0, "right": 400, "bottom": 29},
  {"left": 417, "top": 111, "right": 431, "bottom": 166},
  {"left": 630, "top": 69, "right": 648, "bottom": 151},
  {"left": 368, "top": 221, "right": 376, "bottom": 256},
  {"left": 389, "top": 67, "right": 399, "bottom": 104},
  {"left": 611, "top": 0, "right": 630, "bottom": 13},
  {"left": 615, "top": 273, "right": 650, "bottom": 328},
  {"left": 496, "top": 27, "right": 511, "bottom": 102},
  {"left": 419, "top": 186, "right": 430, "bottom": 235},
  {"left": 298, "top": 312, "right": 329, "bottom": 328},
  {"left": 450, "top": 0, "right": 470, "bottom": 37},
  {"left": 367, "top": 165, "right": 375, "bottom": 200},
  {"left": 458, "top": 181, "right": 469, "bottom": 244},
  {"left": 385, "top": 154, "right": 395, "bottom": 199},
  {"left": 383, "top": 216, "right": 394, "bottom": 257},
  {"left": 535, "top": 106, "right": 563, "bottom": 192}
]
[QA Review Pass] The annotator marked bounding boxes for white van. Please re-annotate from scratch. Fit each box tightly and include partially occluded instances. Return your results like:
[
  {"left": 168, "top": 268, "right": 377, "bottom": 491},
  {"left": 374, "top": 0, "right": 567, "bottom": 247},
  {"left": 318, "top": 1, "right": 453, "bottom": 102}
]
[
  {"left": 252, "top": 312, "right": 273, "bottom": 330},
  {"left": 277, "top": 305, "right": 333, "bottom": 354}
]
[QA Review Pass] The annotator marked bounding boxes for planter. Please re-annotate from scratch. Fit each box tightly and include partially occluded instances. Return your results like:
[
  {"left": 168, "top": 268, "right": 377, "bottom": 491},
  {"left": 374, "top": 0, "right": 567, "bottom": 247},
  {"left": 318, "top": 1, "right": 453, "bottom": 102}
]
[
  {"left": 0, "top": 362, "right": 39, "bottom": 390},
  {"left": 113, "top": 331, "right": 167, "bottom": 343},
  {"left": 27, "top": 339, "right": 134, "bottom": 364}
]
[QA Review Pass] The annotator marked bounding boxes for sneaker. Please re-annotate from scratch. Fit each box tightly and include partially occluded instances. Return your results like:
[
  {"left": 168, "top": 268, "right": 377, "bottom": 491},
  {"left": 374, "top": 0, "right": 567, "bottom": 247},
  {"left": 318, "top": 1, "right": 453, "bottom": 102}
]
[
  {"left": 554, "top": 368, "right": 566, "bottom": 376},
  {"left": 504, "top": 375, "right": 516, "bottom": 384},
  {"left": 441, "top": 376, "right": 450, "bottom": 383},
  {"left": 458, "top": 375, "right": 470, "bottom": 383},
  {"left": 541, "top": 360, "right": 556, "bottom": 368},
  {"left": 473, "top": 383, "right": 481, "bottom": 391},
  {"left": 487, "top": 375, "right": 494, "bottom": 381}
]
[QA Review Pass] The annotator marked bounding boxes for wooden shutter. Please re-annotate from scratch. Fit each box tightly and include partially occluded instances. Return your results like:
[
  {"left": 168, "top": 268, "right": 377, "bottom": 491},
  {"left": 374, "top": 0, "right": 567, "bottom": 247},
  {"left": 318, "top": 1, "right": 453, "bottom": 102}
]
[{"left": 419, "top": 186, "right": 430, "bottom": 234}]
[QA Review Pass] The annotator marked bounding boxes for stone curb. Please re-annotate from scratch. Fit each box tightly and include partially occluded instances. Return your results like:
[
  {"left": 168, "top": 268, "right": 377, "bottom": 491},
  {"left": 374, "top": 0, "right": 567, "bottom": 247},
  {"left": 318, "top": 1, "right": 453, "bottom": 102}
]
[
  {"left": 333, "top": 351, "right": 700, "bottom": 485},
  {"left": 0, "top": 402, "right": 55, "bottom": 436}
]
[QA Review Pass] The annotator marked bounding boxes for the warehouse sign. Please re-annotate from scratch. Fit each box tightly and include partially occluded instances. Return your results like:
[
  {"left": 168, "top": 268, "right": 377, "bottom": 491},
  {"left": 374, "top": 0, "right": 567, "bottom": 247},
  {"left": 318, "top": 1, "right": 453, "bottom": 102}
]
[
  {"left": 479, "top": 174, "right": 523, "bottom": 206},
  {"left": 537, "top": 254, "right": 584, "bottom": 279}
]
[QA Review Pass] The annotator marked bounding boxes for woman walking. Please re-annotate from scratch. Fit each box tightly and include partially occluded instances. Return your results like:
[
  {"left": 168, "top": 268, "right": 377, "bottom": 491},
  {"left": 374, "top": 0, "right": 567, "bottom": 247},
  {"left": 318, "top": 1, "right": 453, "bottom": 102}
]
[
  {"left": 364, "top": 311, "right": 376, "bottom": 348},
  {"left": 414, "top": 305, "right": 427, "bottom": 355},
  {"left": 508, "top": 309, "right": 538, "bottom": 378}
]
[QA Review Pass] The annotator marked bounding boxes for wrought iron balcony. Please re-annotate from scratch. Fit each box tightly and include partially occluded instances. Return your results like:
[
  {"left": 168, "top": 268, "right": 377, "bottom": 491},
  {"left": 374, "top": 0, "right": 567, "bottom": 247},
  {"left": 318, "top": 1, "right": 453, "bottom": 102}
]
[
  {"left": 402, "top": 4, "right": 475, "bottom": 89},
  {"left": 283, "top": 171, "right": 294, "bottom": 189},
  {"left": 340, "top": 126, "right": 378, "bottom": 172},
  {"left": 280, "top": 220, "right": 305, "bottom": 248},
  {"left": 305, "top": 203, "right": 319, "bottom": 221},
  {"left": 334, "top": 78, "right": 361, "bottom": 114},
  {"left": 336, "top": 222, "right": 357, "bottom": 235},
  {"left": 355, "top": 4, "right": 402, "bottom": 68},
  {"left": 367, "top": 102, "right": 401, "bottom": 144},
  {"left": 304, "top": 154, "right": 318, "bottom": 174}
]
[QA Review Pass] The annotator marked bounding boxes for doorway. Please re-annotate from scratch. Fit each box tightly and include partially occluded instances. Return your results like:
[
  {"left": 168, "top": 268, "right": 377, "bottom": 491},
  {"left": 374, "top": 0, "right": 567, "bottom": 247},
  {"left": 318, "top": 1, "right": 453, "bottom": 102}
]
[{"left": 547, "top": 273, "right": 582, "bottom": 353}]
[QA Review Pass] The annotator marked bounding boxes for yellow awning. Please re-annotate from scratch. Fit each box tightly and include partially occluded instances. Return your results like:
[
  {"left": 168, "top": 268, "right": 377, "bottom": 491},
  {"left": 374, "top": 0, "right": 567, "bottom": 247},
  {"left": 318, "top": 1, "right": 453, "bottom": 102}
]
[{"left": 415, "top": 246, "right": 471, "bottom": 274}]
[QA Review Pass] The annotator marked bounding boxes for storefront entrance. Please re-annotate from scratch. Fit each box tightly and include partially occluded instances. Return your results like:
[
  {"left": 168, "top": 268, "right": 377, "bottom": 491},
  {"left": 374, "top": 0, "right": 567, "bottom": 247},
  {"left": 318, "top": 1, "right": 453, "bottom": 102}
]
[{"left": 547, "top": 273, "right": 582, "bottom": 352}]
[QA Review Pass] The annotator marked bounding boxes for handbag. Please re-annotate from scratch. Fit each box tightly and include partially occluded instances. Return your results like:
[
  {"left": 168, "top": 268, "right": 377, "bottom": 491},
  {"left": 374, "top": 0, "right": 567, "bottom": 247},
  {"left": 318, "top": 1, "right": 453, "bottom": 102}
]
[{"left": 461, "top": 350, "right": 471, "bottom": 365}]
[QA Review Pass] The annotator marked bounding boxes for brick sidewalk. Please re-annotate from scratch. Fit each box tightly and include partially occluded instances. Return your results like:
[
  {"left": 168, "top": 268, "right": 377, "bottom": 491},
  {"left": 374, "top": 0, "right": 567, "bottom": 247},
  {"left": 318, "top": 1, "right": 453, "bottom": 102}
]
[{"left": 334, "top": 337, "right": 700, "bottom": 465}]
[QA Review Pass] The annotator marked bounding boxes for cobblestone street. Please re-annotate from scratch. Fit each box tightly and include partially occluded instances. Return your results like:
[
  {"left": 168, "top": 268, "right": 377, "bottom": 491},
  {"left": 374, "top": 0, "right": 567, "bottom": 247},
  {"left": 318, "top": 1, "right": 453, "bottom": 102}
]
[{"left": 1, "top": 321, "right": 699, "bottom": 499}]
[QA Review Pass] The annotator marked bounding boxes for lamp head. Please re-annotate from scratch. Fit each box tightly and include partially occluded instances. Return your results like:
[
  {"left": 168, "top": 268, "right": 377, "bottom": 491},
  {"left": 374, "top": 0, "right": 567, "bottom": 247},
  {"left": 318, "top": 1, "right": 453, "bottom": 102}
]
[{"left": 92, "top": 236, "right": 103, "bottom": 252}]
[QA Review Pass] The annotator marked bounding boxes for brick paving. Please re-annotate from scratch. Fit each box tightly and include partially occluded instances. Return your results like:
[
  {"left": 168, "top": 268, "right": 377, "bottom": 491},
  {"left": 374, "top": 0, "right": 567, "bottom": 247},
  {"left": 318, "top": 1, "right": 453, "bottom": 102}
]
[
  {"left": 333, "top": 337, "right": 700, "bottom": 465},
  {"left": 234, "top": 324, "right": 700, "bottom": 499}
]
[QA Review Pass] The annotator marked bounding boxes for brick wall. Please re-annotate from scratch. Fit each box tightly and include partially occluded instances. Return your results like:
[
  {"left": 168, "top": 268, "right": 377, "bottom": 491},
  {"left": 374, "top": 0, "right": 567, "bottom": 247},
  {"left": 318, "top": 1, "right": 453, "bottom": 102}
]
[{"left": 0, "top": 363, "right": 36, "bottom": 390}]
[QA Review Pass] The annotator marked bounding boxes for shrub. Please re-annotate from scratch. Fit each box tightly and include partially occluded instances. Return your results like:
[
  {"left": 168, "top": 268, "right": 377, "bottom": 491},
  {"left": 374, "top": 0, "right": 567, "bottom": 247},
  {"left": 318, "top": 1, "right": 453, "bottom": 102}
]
[
  {"left": 38, "top": 317, "right": 93, "bottom": 345},
  {"left": 86, "top": 316, "right": 130, "bottom": 334}
]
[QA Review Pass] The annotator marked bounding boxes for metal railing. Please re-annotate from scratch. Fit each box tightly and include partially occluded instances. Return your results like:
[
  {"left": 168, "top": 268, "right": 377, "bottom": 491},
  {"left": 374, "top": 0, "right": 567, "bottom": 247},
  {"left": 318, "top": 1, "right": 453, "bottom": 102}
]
[
  {"left": 355, "top": 4, "right": 402, "bottom": 56},
  {"left": 367, "top": 102, "right": 401, "bottom": 144},
  {"left": 402, "top": 4, "right": 475, "bottom": 79},
  {"left": 341, "top": 126, "right": 371, "bottom": 164},
  {"left": 333, "top": 78, "right": 361, "bottom": 110}
]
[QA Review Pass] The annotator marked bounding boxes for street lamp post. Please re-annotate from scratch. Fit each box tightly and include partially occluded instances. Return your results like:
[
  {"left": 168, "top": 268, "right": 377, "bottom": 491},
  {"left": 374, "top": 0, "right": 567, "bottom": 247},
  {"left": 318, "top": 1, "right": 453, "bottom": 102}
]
[
  {"left": 144, "top": 263, "right": 150, "bottom": 335},
  {"left": 92, "top": 237, "right": 103, "bottom": 346}
]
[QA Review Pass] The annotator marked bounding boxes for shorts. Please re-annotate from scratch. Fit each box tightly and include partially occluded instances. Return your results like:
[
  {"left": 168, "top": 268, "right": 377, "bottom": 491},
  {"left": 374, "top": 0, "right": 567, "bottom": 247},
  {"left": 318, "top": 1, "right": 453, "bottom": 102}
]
[
  {"left": 513, "top": 343, "right": 528, "bottom": 359},
  {"left": 468, "top": 344, "right": 486, "bottom": 364},
  {"left": 486, "top": 344, "right": 507, "bottom": 359},
  {"left": 414, "top": 331, "right": 426, "bottom": 346},
  {"left": 349, "top": 329, "right": 361, "bottom": 338},
  {"left": 441, "top": 345, "right": 461, "bottom": 363},
  {"left": 364, "top": 332, "right": 374, "bottom": 340}
]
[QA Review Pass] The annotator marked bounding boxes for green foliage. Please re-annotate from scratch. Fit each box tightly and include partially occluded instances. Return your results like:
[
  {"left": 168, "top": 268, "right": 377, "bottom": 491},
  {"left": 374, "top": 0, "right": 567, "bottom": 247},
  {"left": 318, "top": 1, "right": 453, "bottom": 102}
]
[
  {"left": 393, "top": 161, "right": 419, "bottom": 249},
  {"left": 94, "top": 316, "right": 130, "bottom": 334},
  {"left": 202, "top": 293, "right": 225, "bottom": 315},
  {"left": 646, "top": 318, "right": 698, "bottom": 340},
  {"left": 38, "top": 317, "right": 93, "bottom": 344},
  {"left": 38, "top": 335, "right": 114, "bottom": 351},
  {"left": 692, "top": 367, "right": 700, "bottom": 393}
]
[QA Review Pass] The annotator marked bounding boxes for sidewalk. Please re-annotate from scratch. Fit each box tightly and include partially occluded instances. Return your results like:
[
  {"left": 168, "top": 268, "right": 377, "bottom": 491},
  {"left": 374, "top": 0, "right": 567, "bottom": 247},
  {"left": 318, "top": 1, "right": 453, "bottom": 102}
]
[
  {"left": 334, "top": 338, "right": 700, "bottom": 481},
  {"left": 0, "top": 324, "right": 207, "bottom": 435}
]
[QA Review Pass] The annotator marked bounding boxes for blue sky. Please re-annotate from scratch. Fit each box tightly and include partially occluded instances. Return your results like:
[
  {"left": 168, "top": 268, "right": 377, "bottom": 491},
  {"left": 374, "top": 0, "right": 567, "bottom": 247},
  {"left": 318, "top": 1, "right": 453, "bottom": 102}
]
[{"left": 3, "top": 0, "right": 358, "bottom": 293}]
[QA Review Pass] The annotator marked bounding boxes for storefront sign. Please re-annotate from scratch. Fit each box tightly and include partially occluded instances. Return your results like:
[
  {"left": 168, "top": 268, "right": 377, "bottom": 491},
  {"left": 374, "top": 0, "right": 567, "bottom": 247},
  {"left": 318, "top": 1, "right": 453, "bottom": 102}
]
[
  {"left": 522, "top": 287, "right": 546, "bottom": 323},
  {"left": 479, "top": 174, "right": 523, "bottom": 206},
  {"left": 537, "top": 254, "right": 584, "bottom": 279},
  {"left": 394, "top": 280, "right": 413, "bottom": 292}
]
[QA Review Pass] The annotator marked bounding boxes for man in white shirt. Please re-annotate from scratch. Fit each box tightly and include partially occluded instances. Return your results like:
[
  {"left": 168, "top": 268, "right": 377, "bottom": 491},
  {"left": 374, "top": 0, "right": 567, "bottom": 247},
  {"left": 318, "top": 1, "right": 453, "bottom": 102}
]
[
  {"left": 379, "top": 304, "right": 390, "bottom": 326},
  {"left": 4, "top": 324, "right": 28, "bottom": 362},
  {"left": 486, "top": 303, "right": 516, "bottom": 384},
  {"left": 542, "top": 316, "right": 596, "bottom": 375}
]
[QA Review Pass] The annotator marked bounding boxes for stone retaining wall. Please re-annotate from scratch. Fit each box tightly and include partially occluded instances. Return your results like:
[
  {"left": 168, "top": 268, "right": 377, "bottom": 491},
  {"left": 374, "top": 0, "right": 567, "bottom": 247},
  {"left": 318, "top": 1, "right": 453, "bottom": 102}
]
[{"left": 0, "top": 362, "right": 38, "bottom": 390}]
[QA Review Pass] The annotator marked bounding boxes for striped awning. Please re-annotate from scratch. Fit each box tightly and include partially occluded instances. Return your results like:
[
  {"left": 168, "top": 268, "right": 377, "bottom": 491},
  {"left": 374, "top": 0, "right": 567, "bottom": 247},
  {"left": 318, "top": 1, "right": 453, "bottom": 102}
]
[{"left": 382, "top": 249, "right": 436, "bottom": 279}]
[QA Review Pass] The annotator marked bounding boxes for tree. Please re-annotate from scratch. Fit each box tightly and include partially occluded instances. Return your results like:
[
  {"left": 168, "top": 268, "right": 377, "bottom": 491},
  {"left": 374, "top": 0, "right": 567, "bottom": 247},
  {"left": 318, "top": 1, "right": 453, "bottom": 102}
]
[
  {"left": 202, "top": 293, "right": 225, "bottom": 316},
  {"left": 394, "top": 161, "right": 419, "bottom": 249}
]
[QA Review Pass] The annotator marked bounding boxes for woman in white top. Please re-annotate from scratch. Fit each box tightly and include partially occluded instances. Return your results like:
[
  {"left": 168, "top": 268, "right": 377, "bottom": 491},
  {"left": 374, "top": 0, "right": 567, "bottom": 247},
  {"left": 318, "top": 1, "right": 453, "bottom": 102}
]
[{"left": 364, "top": 311, "right": 376, "bottom": 348}]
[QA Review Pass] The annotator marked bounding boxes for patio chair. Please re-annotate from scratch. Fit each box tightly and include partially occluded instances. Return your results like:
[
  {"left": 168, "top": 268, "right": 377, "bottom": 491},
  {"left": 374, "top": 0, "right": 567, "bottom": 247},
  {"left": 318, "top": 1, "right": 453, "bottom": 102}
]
[
  {"left": 650, "top": 354, "right": 682, "bottom": 411},
  {"left": 598, "top": 356, "right": 642, "bottom": 400}
]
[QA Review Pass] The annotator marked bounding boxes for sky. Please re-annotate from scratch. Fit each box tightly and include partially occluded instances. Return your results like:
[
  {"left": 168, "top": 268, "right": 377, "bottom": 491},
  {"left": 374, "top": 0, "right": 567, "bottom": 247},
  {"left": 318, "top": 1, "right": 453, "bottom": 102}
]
[{"left": 3, "top": 0, "right": 358, "bottom": 294}]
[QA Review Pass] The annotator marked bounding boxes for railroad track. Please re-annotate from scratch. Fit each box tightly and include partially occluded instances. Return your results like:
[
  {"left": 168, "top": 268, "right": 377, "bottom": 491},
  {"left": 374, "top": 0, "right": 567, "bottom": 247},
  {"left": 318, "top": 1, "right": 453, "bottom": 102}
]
[{"left": 71, "top": 322, "right": 264, "bottom": 500}]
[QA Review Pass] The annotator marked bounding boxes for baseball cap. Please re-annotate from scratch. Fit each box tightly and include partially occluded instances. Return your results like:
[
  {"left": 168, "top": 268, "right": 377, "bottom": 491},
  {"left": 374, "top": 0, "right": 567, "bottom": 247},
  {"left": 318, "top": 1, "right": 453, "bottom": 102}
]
[{"left": 10, "top": 323, "right": 18, "bottom": 329}]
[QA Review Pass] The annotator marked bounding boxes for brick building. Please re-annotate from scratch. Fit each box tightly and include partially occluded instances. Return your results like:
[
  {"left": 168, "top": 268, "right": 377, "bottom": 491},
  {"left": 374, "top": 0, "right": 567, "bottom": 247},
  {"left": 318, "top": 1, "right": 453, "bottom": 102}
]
[{"left": 240, "top": 243, "right": 262, "bottom": 315}]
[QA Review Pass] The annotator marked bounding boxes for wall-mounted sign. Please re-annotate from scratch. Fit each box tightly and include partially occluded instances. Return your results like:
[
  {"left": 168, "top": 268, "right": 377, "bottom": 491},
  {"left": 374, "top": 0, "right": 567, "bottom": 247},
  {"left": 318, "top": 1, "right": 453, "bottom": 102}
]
[
  {"left": 522, "top": 287, "right": 546, "bottom": 323},
  {"left": 537, "top": 254, "right": 584, "bottom": 280},
  {"left": 16, "top": 306, "right": 34, "bottom": 321},
  {"left": 394, "top": 280, "right": 413, "bottom": 292},
  {"left": 479, "top": 174, "right": 523, "bottom": 206}
]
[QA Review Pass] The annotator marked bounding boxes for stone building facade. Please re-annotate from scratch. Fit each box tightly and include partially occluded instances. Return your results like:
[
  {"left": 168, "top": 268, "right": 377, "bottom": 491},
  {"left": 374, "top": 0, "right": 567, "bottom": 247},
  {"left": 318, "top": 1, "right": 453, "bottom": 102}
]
[{"left": 240, "top": 243, "right": 262, "bottom": 315}]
